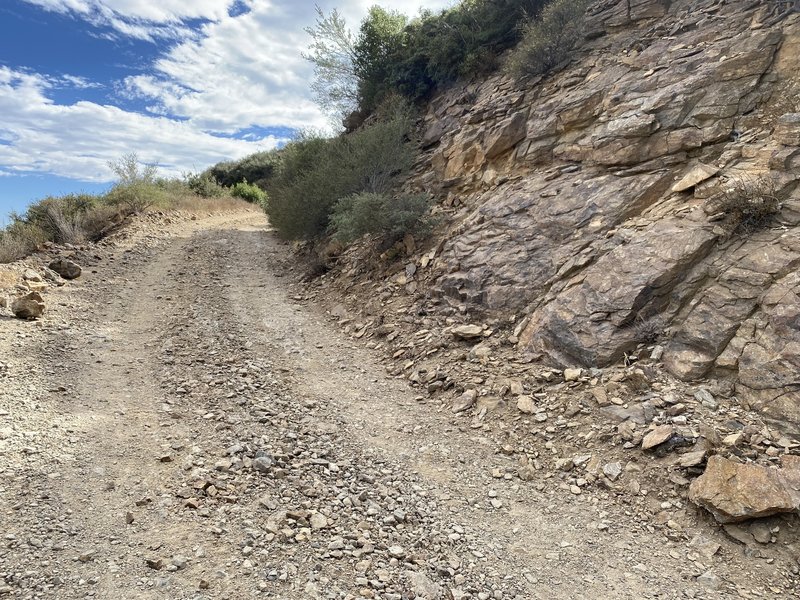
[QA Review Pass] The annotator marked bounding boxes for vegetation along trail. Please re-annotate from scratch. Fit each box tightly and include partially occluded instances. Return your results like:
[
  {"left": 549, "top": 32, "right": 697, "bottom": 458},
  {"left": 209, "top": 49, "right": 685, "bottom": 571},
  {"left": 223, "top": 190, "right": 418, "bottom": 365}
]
[{"left": 0, "top": 211, "right": 796, "bottom": 599}]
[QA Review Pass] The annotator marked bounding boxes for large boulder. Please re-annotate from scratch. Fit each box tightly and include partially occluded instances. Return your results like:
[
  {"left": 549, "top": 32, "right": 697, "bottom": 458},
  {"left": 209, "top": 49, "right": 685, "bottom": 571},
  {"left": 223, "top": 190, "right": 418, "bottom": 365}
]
[
  {"left": 11, "top": 292, "right": 45, "bottom": 320},
  {"left": 688, "top": 455, "right": 800, "bottom": 523},
  {"left": 48, "top": 258, "right": 82, "bottom": 280}
]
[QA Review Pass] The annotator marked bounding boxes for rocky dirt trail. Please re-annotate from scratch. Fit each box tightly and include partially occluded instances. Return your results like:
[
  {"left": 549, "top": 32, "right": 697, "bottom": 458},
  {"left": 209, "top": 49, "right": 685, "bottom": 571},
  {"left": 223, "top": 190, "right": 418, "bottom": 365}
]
[{"left": 1, "top": 211, "right": 797, "bottom": 599}]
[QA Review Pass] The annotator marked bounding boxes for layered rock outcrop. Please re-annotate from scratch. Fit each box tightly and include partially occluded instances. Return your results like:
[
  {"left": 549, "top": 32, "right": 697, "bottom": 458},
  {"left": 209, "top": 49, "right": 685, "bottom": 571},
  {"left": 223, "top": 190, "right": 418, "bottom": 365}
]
[{"left": 406, "top": 0, "right": 800, "bottom": 431}]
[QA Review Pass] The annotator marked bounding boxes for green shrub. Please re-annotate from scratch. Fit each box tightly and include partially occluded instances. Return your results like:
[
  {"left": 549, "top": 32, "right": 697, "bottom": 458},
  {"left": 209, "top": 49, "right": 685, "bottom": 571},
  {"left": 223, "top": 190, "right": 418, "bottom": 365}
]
[
  {"left": 330, "top": 192, "right": 433, "bottom": 245},
  {"left": 353, "top": 6, "right": 408, "bottom": 114},
  {"left": 205, "top": 151, "right": 282, "bottom": 188},
  {"left": 306, "top": 1, "right": 547, "bottom": 117},
  {"left": 264, "top": 101, "right": 416, "bottom": 240},
  {"left": 231, "top": 181, "right": 267, "bottom": 204},
  {"left": 185, "top": 172, "right": 228, "bottom": 198},
  {"left": 506, "top": 0, "right": 591, "bottom": 78},
  {"left": 105, "top": 182, "right": 165, "bottom": 213}
]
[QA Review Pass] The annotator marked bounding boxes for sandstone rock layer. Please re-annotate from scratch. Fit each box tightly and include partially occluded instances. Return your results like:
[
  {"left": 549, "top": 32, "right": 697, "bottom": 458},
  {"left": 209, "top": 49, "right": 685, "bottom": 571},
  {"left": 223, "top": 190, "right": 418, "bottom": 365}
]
[{"left": 405, "top": 0, "right": 800, "bottom": 432}]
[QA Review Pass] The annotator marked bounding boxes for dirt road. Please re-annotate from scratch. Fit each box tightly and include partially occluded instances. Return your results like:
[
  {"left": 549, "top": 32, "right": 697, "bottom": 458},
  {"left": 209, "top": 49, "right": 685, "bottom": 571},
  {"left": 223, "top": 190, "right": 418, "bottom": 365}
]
[{"left": 0, "top": 212, "right": 796, "bottom": 599}]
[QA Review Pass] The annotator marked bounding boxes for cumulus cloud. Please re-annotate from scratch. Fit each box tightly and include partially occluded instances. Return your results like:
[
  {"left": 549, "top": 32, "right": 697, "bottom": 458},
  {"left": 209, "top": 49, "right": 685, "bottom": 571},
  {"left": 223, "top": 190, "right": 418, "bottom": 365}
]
[
  {"left": 23, "top": 0, "right": 232, "bottom": 21},
  {"left": 0, "top": 67, "right": 279, "bottom": 182},
  {"left": 122, "top": 0, "right": 452, "bottom": 132},
  {"left": 20, "top": 0, "right": 236, "bottom": 40},
  {"left": 5, "top": 1, "right": 454, "bottom": 183}
]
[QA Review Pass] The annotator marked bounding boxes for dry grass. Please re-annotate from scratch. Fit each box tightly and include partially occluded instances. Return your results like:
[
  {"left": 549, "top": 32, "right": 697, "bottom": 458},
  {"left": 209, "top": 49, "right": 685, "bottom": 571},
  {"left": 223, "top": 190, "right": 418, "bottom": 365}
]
[
  {"left": 164, "top": 195, "right": 255, "bottom": 214},
  {"left": 0, "top": 236, "right": 28, "bottom": 264},
  {"left": 46, "top": 204, "right": 85, "bottom": 244},
  {"left": 0, "top": 192, "right": 256, "bottom": 265},
  {"left": 0, "top": 269, "right": 18, "bottom": 291},
  {"left": 0, "top": 223, "right": 47, "bottom": 264}
]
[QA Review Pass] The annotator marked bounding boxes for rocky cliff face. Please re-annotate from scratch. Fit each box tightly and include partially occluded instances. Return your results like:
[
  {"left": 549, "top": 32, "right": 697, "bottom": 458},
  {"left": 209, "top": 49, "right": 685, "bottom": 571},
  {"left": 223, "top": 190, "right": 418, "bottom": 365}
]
[{"left": 405, "top": 0, "right": 800, "bottom": 431}]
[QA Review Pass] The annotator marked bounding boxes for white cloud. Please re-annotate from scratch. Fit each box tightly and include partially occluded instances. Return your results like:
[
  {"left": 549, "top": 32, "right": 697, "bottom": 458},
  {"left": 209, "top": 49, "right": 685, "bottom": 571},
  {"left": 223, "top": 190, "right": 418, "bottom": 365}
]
[
  {"left": 5, "top": 1, "right": 455, "bottom": 183},
  {"left": 0, "top": 67, "right": 279, "bottom": 182},
  {"left": 25, "top": 0, "right": 234, "bottom": 24},
  {"left": 121, "top": 1, "right": 453, "bottom": 132}
]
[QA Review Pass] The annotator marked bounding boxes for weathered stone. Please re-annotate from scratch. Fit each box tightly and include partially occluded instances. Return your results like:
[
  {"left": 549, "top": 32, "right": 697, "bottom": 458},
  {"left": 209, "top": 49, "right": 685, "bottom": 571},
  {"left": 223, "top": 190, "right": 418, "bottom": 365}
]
[
  {"left": 516, "top": 395, "right": 535, "bottom": 414},
  {"left": 252, "top": 456, "right": 273, "bottom": 473},
  {"left": 452, "top": 389, "right": 478, "bottom": 414},
  {"left": 310, "top": 513, "right": 328, "bottom": 530},
  {"left": 697, "top": 571, "right": 721, "bottom": 591},
  {"left": 694, "top": 389, "right": 717, "bottom": 410},
  {"left": 48, "top": 258, "right": 81, "bottom": 280},
  {"left": 11, "top": 292, "right": 45, "bottom": 320},
  {"left": 484, "top": 112, "right": 527, "bottom": 159},
  {"left": 451, "top": 324, "right": 483, "bottom": 340},
  {"left": 406, "top": 571, "right": 442, "bottom": 599},
  {"left": 641, "top": 425, "right": 674, "bottom": 450},
  {"left": 688, "top": 456, "right": 800, "bottom": 523},
  {"left": 678, "top": 450, "right": 706, "bottom": 468},
  {"left": 408, "top": 11, "right": 795, "bottom": 432},
  {"left": 22, "top": 269, "right": 42, "bottom": 282},
  {"left": 749, "top": 521, "right": 772, "bottom": 544},
  {"left": 603, "top": 462, "right": 622, "bottom": 481},
  {"left": 671, "top": 163, "right": 720, "bottom": 193},
  {"left": 521, "top": 222, "right": 717, "bottom": 367}
]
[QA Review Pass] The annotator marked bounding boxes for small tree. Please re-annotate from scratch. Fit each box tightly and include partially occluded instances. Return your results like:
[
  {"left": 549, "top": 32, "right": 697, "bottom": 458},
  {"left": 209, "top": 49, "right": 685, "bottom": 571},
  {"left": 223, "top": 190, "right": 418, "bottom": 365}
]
[
  {"left": 303, "top": 6, "right": 359, "bottom": 122},
  {"left": 353, "top": 6, "right": 408, "bottom": 113},
  {"left": 106, "top": 153, "right": 162, "bottom": 213}
]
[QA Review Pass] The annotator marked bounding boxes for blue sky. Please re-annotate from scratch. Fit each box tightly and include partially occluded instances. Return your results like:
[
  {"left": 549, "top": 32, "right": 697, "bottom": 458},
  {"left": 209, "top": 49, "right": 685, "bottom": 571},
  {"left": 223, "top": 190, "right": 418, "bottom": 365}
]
[{"left": 0, "top": 0, "right": 449, "bottom": 223}]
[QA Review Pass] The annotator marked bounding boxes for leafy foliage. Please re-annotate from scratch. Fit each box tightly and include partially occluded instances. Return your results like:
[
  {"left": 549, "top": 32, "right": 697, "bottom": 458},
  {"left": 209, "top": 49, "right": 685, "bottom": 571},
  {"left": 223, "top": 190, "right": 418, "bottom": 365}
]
[
  {"left": 105, "top": 153, "right": 164, "bottom": 213},
  {"left": 506, "top": 0, "right": 591, "bottom": 78},
  {"left": 305, "top": 1, "right": 552, "bottom": 118},
  {"left": 303, "top": 6, "right": 359, "bottom": 121},
  {"left": 263, "top": 101, "right": 417, "bottom": 241},
  {"left": 353, "top": 6, "right": 408, "bottom": 114},
  {"left": 204, "top": 151, "right": 282, "bottom": 188},
  {"left": 185, "top": 172, "right": 228, "bottom": 198},
  {"left": 231, "top": 181, "right": 268, "bottom": 205},
  {"left": 330, "top": 192, "right": 433, "bottom": 245}
]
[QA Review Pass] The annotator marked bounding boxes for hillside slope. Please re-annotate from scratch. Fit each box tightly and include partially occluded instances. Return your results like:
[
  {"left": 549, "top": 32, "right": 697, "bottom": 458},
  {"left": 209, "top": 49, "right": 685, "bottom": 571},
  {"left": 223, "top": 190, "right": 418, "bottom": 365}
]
[{"left": 391, "top": 0, "right": 800, "bottom": 432}]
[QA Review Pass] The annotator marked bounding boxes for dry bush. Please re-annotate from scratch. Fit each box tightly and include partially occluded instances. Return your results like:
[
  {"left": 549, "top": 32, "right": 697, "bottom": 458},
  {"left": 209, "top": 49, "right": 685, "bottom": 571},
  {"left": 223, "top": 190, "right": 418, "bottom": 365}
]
[
  {"left": 45, "top": 204, "right": 85, "bottom": 244},
  {"left": 165, "top": 195, "right": 253, "bottom": 214},
  {"left": 82, "top": 204, "right": 127, "bottom": 241},
  {"left": 633, "top": 314, "right": 665, "bottom": 344},
  {"left": 0, "top": 223, "right": 47, "bottom": 264},
  {"left": 715, "top": 175, "right": 782, "bottom": 236},
  {"left": 0, "top": 235, "right": 27, "bottom": 264}
]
